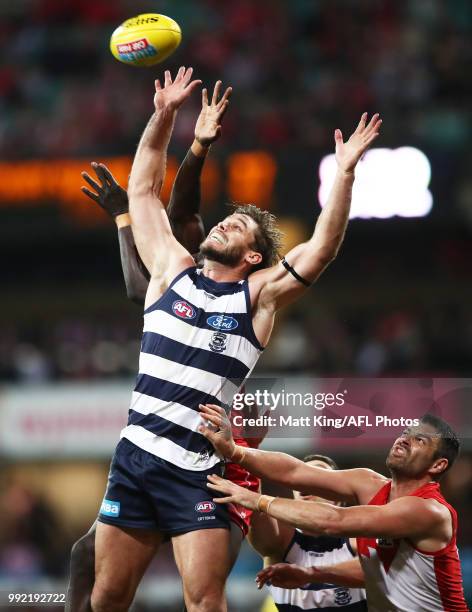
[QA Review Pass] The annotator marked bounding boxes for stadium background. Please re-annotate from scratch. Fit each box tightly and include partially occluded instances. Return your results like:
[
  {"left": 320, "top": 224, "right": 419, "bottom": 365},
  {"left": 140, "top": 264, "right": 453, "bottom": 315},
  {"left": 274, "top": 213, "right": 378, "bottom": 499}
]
[{"left": 0, "top": 0, "right": 471, "bottom": 609}]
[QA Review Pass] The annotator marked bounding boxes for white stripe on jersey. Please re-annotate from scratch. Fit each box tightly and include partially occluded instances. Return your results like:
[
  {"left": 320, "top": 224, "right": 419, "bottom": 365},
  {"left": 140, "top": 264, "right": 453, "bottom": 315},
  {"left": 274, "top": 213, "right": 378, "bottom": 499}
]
[
  {"left": 121, "top": 424, "right": 222, "bottom": 470},
  {"left": 143, "top": 310, "right": 260, "bottom": 369},
  {"left": 138, "top": 352, "right": 239, "bottom": 404},
  {"left": 129, "top": 391, "right": 202, "bottom": 433},
  {"left": 173, "top": 274, "right": 247, "bottom": 313}
]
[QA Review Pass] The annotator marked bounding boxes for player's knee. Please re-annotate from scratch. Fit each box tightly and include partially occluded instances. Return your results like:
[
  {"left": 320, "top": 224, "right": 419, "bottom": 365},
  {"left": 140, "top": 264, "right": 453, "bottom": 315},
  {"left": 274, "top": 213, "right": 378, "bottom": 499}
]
[
  {"left": 185, "top": 585, "right": 225, "bottom": 612},
  {"left": 70, "top": 532, "right": 95, "bottom": 572},
  {"left": 90, "top": 582, "right": 131, "bottom": 612}
]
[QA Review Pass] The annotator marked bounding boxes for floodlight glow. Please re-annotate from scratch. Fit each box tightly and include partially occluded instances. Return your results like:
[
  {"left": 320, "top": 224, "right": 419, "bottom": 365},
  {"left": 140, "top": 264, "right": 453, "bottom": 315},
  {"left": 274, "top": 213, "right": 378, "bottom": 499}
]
[{"left": 318, "top": 147, "right": 433, "bottom": 219}]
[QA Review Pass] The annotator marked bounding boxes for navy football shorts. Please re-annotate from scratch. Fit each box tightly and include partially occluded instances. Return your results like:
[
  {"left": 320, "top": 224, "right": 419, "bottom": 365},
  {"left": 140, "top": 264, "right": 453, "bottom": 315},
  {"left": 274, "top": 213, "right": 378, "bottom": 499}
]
[{"left": 98, "top": 438, "right": 230, "bottom": 536}]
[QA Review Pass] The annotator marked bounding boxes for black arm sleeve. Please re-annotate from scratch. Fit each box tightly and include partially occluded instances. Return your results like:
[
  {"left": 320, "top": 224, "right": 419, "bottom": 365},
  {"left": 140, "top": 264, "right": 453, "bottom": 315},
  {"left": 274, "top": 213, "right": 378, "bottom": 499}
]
[
  {"left": 118, "top": 226, "right": 150, "bottom": 306},
  {"left": 167, "top": 148, "right": 206, "bottom": 253}
]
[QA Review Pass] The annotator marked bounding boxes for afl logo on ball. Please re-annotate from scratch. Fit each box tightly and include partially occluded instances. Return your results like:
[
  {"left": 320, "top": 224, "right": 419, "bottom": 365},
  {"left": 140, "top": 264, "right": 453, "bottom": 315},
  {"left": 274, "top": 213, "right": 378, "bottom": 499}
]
[
  {"left": 172, "top": 300, "right": 196, "bottom": 319},
  {"left": 195, "top": 501, "right": 216, "bottom": 513}
]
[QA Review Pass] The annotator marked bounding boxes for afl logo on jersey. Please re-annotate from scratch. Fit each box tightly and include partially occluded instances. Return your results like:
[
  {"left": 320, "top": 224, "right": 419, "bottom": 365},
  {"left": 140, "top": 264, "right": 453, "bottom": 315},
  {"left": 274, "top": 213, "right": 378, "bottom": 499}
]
[
  {"left": 207, "top": 314, "right": 238, "bottom": 331},
  {"left": 195, "top": 501, "right": 216, "bottom": 513},
  {"left": 172, "top": 300, "right": 196, "bottom": 319}
]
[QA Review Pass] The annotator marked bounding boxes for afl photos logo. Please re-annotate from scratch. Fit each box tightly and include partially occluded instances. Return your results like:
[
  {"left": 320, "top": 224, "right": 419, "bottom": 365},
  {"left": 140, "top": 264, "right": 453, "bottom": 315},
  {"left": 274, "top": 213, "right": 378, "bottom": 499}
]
[
  {"left": 172, "top": 300, "right": 196, "bottom": 319},
  {"left": 195, "top": 501, "right": 216, "bottom": 513}
]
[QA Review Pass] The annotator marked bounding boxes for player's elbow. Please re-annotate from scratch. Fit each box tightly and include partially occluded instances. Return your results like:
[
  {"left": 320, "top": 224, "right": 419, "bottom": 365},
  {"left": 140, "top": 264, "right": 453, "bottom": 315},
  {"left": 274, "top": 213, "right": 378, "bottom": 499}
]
[
  {"left": 317, "top": 243, "right": 340, "bottom": 267},
  {"left": 126, "top": 285, "right": 145, "bottom": 306}
]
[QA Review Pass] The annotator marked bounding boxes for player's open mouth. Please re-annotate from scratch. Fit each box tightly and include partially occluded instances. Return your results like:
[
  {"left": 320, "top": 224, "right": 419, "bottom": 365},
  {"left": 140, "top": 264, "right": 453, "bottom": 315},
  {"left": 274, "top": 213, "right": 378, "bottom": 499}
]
[
  {"left": 392, "top": 445, "right": 407, "bottom": 456},
  {"left": 210, "top": 233, "right": 225, "bottom": 244}
]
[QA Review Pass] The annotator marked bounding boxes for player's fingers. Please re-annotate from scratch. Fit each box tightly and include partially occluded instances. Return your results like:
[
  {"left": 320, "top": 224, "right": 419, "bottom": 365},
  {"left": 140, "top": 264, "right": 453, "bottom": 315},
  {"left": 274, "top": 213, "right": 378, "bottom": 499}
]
[
  {"left": 256, "top": 568, "right": 272, "bottom": 580},
  {"left": 216, "top": 100, "right": 230, "bottom": 122},
  {"left": 198, "top": 424, "right": 214, "bottom": 439},
  {"left": 212, "top": 80, "right": 222, "bottom": 105},
  {"left": 81, "top": 187, "right": 100, "bottom": 203},
  {"left": 334, "top": 128, "right": 343, "bottom": 145},
  {"left": 81, "top": 172, "right": 101, "bottom": 192},
  {"left": 164, "top": 70, "right": 172, "bottom": 87},
  {"left": 185, "top": 79, "right": 202, "bottom": 95},
  {"left": 207, "top": 474, "right": 224, "bottom": 484},
  {"left": 155, "top": 79, "right": 161, "bottom": 91},
  {"left": 216, "top": 86, "right": 232, "bottom": 110},
  {"left": 256, "top": 570, "right": 272, "bottom": 587},
  {"left": 199, "top": 403, "right": 225, "bottom": 416},
  {"left": 96, "top": 163, "right": 118, "bottom": 185},
  {"left": 176, "top": 66, "right": 185, "bottom": 81},
  {"left": 200, "top": 413, "right": 221, "bottom": 428},
  {"left": 364, "top": 113, "right": 380, "bottom": 134},
  {"left": 212, "top": 496, "right": 232, "bottom": 504},
  {"left": 182, "top": 66, "right": 194, "bottom": 85},
  {"left": 354, "top": 112, "right": 368, "bottom": 133},
  {"left": 202, "top": 88, "right": 208, "bottom": 107},
  {"left": 365, "top": 131, "right": 380, "bottom": 147},
  {"left": 93, "top": 164, "right": 112, "bottom": 186},
  {"left": 368, "top": 118, "right": 382, "bottom": 135},
  {"left": 206, "top": 482, "right": 224, "bottom": 493},
  {"left": 198, "top": 403, "right": 216, "bottom": 415}
]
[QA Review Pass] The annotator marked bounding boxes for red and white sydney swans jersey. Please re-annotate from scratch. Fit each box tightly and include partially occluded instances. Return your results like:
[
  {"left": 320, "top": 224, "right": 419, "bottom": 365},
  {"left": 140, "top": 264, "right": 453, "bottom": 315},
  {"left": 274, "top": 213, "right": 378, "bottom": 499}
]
[{"left": 357, "top": 481, "right": 468, "bottom": 612}]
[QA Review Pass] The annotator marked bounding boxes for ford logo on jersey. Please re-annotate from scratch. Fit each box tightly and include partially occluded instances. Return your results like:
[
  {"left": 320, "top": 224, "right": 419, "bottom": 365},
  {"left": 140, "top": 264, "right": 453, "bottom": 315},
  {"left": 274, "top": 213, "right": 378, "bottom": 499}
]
[
  {"left": 172, "top": 300, "right": 196, "bottom": 319},
  {"left": 195, "top": 501, "right": 216, "bottom": 513},
  {"left": 207, "top": 314, "right": 238, "bottom": 331}
]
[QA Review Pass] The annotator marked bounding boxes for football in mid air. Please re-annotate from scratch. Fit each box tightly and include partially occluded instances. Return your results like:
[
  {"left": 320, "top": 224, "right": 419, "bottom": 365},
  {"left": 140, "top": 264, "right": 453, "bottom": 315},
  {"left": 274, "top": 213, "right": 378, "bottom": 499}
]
[{"left": 110, "top": 13, "right": 181, "bottom": 67}]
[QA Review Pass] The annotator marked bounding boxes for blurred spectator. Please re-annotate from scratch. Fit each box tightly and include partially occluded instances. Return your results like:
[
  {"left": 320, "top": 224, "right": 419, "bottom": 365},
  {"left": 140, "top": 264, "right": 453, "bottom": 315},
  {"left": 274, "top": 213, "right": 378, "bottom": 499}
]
[{"left": 0, "top": 481, "right": 65, "bottom": 578}]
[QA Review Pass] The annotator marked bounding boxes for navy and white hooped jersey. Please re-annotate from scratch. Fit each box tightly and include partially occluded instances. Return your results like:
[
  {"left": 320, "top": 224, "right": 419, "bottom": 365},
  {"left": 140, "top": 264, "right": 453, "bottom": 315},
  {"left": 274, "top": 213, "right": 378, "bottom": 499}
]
[
  {"left": 269, "top": 530, "right": 367, "bottom": 611},
  {"left": 120, "top": 266, "right": 264, "bottom": 471}
]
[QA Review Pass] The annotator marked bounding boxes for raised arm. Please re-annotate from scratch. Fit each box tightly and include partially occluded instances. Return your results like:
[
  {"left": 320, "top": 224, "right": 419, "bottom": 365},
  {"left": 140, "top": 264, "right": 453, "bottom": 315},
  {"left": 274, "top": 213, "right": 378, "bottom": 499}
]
[
  {"left": 250, "top": 113, "right": 382, "bottom": 310},
  {"left": 81, "top": 162, "right": 150, "bottom": 305},
  {"left": 128, "top": 67, "right": 200, "bottom": 306},
  {"left": 80, "top": 82, "right": 231, "bottom": 304},
  {"left": 167, "top": 81, "right": 231, "bottom": 254},
  {"left": 199, "top": 404, "right": 386, "bottom": 504}
]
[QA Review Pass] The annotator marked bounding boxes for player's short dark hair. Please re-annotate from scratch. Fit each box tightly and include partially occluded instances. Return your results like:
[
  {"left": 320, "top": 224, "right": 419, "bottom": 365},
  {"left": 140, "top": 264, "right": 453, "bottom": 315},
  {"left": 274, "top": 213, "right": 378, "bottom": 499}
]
[
  {"left": 230, "top": 203, "right": 282, "bottom": 271},
  {"left": 420, "top": 413, "right": 460, "bottom": 477},
  {"left": 303, "top": 454, "right": 338, "bottom": 470}
]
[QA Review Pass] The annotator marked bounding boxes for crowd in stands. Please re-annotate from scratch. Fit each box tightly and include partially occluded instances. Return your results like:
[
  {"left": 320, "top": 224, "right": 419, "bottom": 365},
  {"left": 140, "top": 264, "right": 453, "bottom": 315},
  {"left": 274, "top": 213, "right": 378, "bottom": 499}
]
[
  {"left": 0, "top": 0, "right": 470, "bottom": 158},
  {"left": 1, "top": 299, "right": 471, "bottom": 382}
]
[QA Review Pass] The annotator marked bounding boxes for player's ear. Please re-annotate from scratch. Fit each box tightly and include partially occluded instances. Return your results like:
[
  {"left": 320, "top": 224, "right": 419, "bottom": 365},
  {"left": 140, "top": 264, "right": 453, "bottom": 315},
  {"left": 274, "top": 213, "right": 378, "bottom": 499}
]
[
  {"left": 430, "top": 457, "right": 448, "bottom": 477},
  {"left": 245, "top": 251, "right": 262, "bottom": 267}
]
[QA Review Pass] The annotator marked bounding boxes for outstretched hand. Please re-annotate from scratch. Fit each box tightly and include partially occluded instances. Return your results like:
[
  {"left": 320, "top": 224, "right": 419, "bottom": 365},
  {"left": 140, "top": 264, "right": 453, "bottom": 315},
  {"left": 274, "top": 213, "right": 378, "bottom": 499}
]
[
  {"left": 81, "top": 162, "right": 128, "bottom": 218},
  {"left": 195, "top": 80, "right": 232, "bottom": 146},
  {"left": 256, "top": 563, "right": 311, "bottom": 590},
  {"left": 154, "top": 66, "right": 201, "bottom": 113},
  {"left": 335, "top": 113, "right": 382, "bottom": 173},
  {"left": 207, "top": 473, "right": 260, "bottom": 510},
  {"left": 198, "top": 403, "right": 236, "bottom": 458}
]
